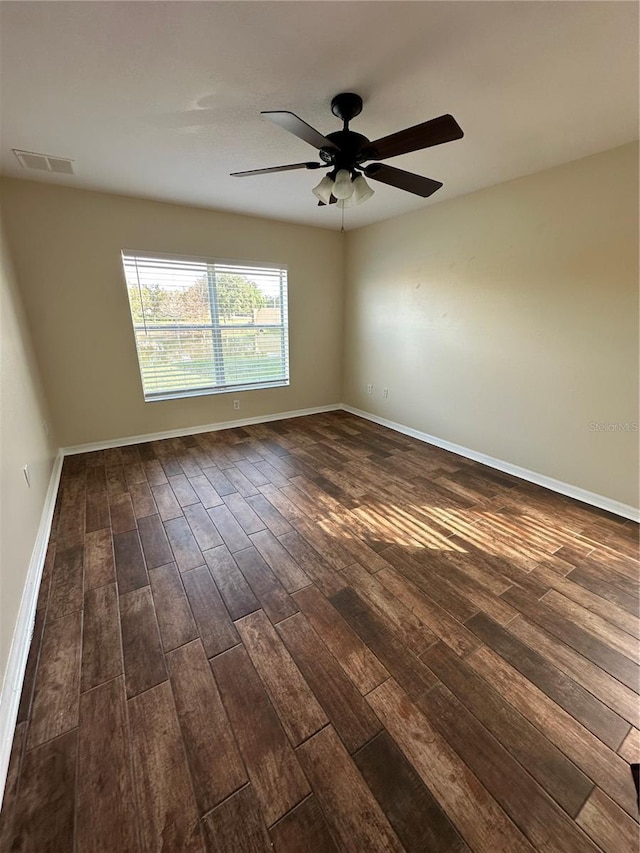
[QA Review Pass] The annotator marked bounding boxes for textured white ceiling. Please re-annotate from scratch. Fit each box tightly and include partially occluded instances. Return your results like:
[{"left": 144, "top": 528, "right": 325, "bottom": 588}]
[{"left": 0, "top": 1, "right": 637, "bottom": 230}]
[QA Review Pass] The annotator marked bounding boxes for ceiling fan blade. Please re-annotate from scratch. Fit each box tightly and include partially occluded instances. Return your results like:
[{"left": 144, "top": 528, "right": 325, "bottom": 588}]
[
  {"left": 364, "top": 164, "right": 443, "bottom": 198},
  {"left": 317, "top": 194, "right": 338, "bottom": 207},
  {"left": 361, "top": 114, "right": 463, "bottom": 161},
  {"left": 231, "top": 162, "right": 322, "bottom": 177},
  {"left": 262, "top": 111, "right": 340, "bottom": 152}
]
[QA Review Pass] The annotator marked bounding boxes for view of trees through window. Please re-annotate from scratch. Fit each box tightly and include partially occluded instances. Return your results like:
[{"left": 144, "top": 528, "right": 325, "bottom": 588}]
[
  {"left": 127, "top": 274, "right": 282, "bottom": 323},
  {"left": 123, "top": 255, "right": 289, "bottom": 399}
]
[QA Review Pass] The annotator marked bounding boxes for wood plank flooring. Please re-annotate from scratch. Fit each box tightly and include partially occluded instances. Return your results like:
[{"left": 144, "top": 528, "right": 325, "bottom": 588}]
[{"left": 1, "top": 411, "right": 638, "bottom": 852}]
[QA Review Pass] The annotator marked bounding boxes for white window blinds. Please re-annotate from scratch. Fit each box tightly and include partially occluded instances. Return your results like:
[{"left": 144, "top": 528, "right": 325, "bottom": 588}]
[{"left": 122, "top": 252, "right": 289, "bottom": 401}]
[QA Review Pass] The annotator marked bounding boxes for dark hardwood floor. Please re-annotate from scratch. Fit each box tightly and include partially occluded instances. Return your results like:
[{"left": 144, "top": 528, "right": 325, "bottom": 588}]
[{"left": 1, "top": 411, "right": 638, "bottom": 852}]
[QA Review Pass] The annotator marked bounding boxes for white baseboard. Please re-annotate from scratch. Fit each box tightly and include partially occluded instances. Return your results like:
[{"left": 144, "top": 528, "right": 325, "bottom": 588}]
[
  {"left": 62, "top": 404, "right": 341, "bottom": 456},
  {"left": 0, "top": 450, "right": 64, "bottom": 807},
  {"left": 342, "top": 405, "right": 640, "bottom": 522}
]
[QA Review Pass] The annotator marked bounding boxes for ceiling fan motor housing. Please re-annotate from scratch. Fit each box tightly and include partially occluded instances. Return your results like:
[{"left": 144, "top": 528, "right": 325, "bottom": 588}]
[{"left": 320, "top": 130, "right": 370, "bottom": 172}]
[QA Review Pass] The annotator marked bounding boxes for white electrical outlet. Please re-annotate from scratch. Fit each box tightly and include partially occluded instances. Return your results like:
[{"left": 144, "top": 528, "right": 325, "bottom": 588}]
[
  {"left": 233, "top": 399, "right": 240, "bottom": 410},
  {"left": 23, "top": 464, "right": 31, "bottom": 487},
  {"left": 383, "top": 388, "right": 389, "bottom": 398},
  {"left": 367, "top": 384, "right": 373, "bottom": 394}
]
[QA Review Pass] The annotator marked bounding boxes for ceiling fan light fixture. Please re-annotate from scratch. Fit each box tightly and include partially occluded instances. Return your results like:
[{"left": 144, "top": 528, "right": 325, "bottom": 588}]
[
  {"left": 336, "top": 174, "right": 375, "bottom": 208},
  {"left": 332, "top": 169, "right": 354, "bottom": 200},
  {"left": 312, "top": 175, "right": 334, "bottom": 204}
]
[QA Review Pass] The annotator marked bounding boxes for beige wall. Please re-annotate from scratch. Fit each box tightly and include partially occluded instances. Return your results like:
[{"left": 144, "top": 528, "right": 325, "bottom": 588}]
[
  {"left": 344, "top": 143, "right": 639, "bottom": 508},
  {"left": 1, "top": 144, "right": 637, "bottom": 511},
  {"left": 0, "top": 180, "right": 345, "bottom": 447},
  {"left": 0, "top": 213, "right": 57, "bottom": 682}
]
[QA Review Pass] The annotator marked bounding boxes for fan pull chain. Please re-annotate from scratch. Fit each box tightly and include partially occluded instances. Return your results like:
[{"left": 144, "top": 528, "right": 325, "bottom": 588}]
[{"left": 341, "top": 206, "right": 345, "bottom": 233}]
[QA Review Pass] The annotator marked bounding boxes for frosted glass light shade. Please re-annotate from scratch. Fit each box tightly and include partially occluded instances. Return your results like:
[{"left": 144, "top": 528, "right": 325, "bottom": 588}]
[
  {"left": 332, "top": 169, "right": 354, "bottom": 200},
  {"left": 336, "top": 174, "right": 375, "bottom": 208},
  {"left": 352, "top": 174, "right": 374, "bottom": 204},
  {"left": 312, "top": 175, "right": 334, "bottom": 205}
]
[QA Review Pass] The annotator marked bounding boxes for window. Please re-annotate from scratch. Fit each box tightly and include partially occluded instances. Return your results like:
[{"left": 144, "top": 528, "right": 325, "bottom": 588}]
[{"left": 122, "top": 252, "right": 289, "bottom": 401}]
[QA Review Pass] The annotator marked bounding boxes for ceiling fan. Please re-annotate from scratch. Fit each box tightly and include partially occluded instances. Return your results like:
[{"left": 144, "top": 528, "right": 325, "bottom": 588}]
[{"left": 231, "top": 93, "right": 463, "bottom": 208}]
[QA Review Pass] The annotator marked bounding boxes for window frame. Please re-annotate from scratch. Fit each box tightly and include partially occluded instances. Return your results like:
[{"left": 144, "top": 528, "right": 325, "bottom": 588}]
[{"left": 121, "top": 249, "right": 290, "bottom": 402}]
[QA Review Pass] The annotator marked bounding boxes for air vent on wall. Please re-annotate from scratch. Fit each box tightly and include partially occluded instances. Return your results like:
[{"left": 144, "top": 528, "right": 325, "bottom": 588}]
[{"left": 13, "top": 149, "right": 75, "bottom": 175}]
